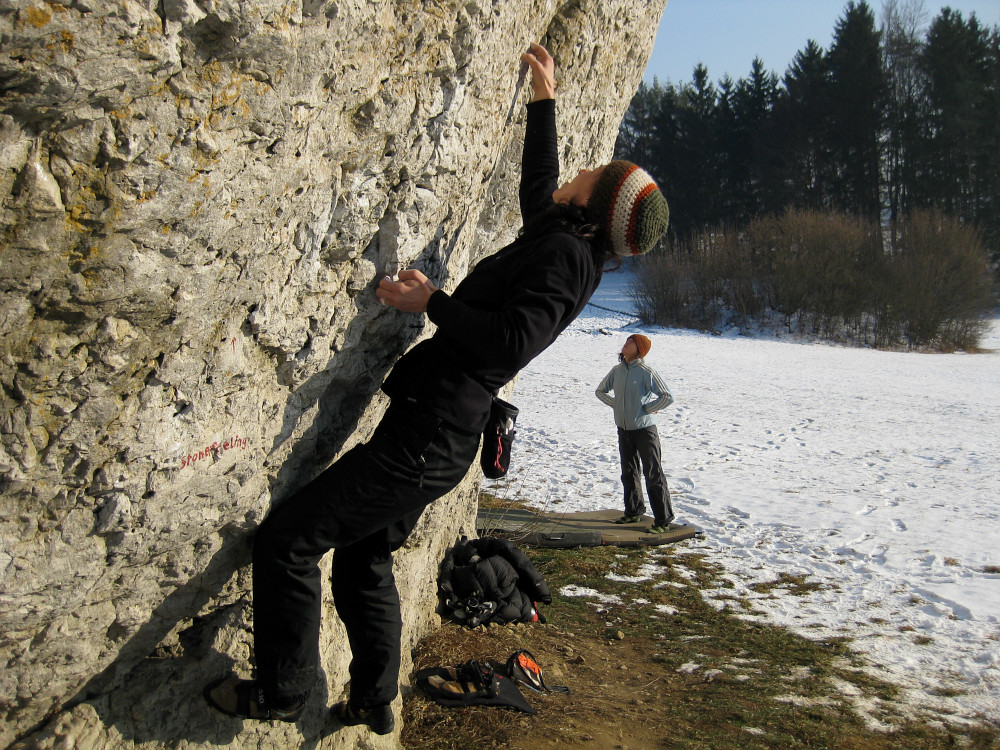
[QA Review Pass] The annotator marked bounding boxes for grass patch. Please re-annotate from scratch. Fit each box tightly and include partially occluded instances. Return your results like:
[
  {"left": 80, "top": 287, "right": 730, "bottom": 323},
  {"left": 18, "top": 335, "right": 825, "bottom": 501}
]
[
  {"left": 402, "top": 543, "right": 998, "bottom": 749},
  {"left": 748, "top": 572, "right": 828, "bottom": 597}
]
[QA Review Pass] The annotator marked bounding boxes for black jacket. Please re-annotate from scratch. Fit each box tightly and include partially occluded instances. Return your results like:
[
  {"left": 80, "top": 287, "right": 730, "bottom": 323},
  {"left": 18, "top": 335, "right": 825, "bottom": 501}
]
[
  {"left": 439, "top": 537, "right": 552, "bottom": 624},
  {"left": 382, "top": 99, "right": 601, "bottom": 433}
]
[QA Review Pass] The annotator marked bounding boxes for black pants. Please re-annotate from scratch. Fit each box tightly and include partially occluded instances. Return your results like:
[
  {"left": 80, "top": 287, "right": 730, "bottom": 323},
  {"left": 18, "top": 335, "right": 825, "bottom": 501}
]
[
  {"left": 618, "top": 425, "right": 673, "bottom": 523},
  {"left": 252, "top": 402, "right": 480, "bottom": 708}
]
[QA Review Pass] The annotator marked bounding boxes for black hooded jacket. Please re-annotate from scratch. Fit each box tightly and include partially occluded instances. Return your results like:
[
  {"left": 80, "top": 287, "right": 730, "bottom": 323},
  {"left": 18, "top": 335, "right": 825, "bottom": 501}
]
[{"left": 382, "top": 99, "right": 601, "bottom": 433}]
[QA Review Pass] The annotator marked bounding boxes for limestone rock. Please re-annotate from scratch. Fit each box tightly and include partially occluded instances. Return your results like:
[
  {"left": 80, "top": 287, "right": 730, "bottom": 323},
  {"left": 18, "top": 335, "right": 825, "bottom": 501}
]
[{"left": 0, "top": 0, "right": 665, "bottom": 746}]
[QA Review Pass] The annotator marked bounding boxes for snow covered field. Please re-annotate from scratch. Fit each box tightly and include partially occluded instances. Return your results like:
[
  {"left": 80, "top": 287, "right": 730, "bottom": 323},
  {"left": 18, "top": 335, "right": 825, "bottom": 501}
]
[{"left": 492, "top": 265, "right": 1000, "bottom": 723}]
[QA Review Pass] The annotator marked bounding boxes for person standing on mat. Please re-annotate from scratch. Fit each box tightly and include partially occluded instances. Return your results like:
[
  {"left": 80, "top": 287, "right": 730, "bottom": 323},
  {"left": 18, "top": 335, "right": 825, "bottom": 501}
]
[
  {"left": 595, "top": 334, "right": 675, "bottom": 532},
  {"left": 204, "top": 42, "right": 669, "bottom": 734}
]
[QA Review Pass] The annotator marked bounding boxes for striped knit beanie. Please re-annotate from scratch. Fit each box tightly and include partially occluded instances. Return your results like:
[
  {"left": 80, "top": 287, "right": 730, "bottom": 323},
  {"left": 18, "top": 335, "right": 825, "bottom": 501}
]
[{"left": 586, "top": 161, "right": 669, "bottom": 256}]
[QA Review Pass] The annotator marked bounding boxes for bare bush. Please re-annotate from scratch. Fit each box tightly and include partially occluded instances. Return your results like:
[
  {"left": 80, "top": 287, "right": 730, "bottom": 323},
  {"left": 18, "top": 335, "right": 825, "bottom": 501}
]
[
  {"left": 886, "top": 210, "right": 995, "bottom": 350},
  {"left": 629, "top": 243, "right": 720, "bottom": 330},
  {"left": 752, "top": 210, "right": 880, "bottom": 336},
  {"left": 628, "top": 209, "right": 995, "bottom": 352},
  {"left": 698, "top": 227, "right": 767, "bottom": 323}
]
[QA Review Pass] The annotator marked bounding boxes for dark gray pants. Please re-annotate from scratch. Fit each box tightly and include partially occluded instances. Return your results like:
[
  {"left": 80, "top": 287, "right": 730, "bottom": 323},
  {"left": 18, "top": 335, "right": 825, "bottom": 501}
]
[
  {"left": 618, "top": 425, "right": 673, "bottom": 524},
  {"left": 252, "top": 402, "right": 480, "bottom": 708}
]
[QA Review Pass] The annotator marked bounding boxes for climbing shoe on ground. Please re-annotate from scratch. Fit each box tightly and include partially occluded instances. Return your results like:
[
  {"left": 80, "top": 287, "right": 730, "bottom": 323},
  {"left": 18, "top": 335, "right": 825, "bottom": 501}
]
[
  {"left": 423, "top": 660, "right": 499, "bottom": 702},
  {"left": 204, "top": 675, "right": 305, "bottom": 722},
  {"left": 416, "top": 660, "right": 536, "bottom": 714},
  {"left": 333, "top": 701, "right": 395, "bottom": 735},
  {"left": 613, "top": 514, "right": 643, "bottom": 524}
]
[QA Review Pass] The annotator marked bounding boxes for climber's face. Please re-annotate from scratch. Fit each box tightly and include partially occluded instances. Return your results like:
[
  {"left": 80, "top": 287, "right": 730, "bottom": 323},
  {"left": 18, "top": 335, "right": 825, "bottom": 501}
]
[
  {"left": 552, "top": 165, "right": 606, "bottom": 208},
  {"left": 621, "top": 338, "right": 639, "bottom": 362}
]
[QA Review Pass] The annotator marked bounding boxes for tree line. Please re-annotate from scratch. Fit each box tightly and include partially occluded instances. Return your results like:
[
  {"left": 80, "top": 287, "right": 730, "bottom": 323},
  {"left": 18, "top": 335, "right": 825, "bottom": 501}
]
[{"left": 616, "top": 0, "right": 1000, "bottom": 261}]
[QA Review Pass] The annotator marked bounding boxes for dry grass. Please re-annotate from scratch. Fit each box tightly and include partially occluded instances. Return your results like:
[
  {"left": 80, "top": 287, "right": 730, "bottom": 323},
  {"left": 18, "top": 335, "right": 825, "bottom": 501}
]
[{"left": 401, "top": 542, "right": 1000, "bottom": 749}]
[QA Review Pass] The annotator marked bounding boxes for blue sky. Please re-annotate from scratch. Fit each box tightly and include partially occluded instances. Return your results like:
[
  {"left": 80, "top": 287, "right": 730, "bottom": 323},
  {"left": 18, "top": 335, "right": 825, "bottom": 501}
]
[{"left": 644, "top": 0, "right": 1000, "bottom": 85}]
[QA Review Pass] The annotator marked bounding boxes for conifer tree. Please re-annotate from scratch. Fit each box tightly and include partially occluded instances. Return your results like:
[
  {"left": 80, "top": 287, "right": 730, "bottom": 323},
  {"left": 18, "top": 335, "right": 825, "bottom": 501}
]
[
  {"left": 613, "top": 0, "right": 1000, "bottom": 259},
  {"left": 774, "top": 40, "right": 833, "bottom": 213},
  {"left": 916, "top": 8, "right": 999, "bottom": 254},
  {"left": 826, "top": 1, "right": 886, "bottom": 231}
]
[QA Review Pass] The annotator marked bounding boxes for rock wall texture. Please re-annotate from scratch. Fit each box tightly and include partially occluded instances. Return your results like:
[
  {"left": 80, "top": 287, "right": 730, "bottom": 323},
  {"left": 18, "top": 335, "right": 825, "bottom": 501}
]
[{"left": 0, "top": 1, "right": 665, "bottom": 747}]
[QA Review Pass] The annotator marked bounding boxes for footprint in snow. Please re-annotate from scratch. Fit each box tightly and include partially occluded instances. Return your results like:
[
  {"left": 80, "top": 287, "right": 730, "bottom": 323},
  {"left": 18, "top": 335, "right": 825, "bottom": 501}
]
[
  {"left": 869, "top": 545, "right": 889, "bottom": 564},
  {"left": 857, "top": 504, "right": 877, "bottom": 516},
  {"left": 892, "top": 518, "right": 907, "bottom": 532},
  {"left": 672, "top": 477, "right": 696, "bottom": 493},
  {"left": 683, "top": 495, "right": 710, "bottom": 506}
]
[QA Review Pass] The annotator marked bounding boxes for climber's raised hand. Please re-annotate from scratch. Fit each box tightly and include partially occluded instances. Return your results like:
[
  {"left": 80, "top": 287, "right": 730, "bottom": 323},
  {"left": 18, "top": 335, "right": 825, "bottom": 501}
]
[{"left": 521, "top": 42, "right": 555, "bottom": 102}]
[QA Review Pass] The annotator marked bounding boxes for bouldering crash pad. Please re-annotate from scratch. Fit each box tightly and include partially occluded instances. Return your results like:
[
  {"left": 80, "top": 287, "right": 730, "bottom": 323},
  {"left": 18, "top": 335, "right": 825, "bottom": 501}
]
[{"left": 476, "top": 507, "right": 700, "bottom": 548}]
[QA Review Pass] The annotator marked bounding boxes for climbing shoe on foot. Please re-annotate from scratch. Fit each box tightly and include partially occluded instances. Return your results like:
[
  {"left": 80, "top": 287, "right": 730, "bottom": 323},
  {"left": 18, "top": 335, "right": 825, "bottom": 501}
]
[
  {"left": 334, "top": 701, "right": 394, "bottom": 735},
  {"left": 204, "top": 675, "right": 304, "bottom": 722}
]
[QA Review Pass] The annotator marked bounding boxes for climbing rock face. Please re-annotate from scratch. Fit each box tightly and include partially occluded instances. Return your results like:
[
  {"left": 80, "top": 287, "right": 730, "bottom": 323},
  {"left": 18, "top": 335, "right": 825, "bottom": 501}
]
[{"left": 0, "top": 1, "right": 665, "bottom": 746}]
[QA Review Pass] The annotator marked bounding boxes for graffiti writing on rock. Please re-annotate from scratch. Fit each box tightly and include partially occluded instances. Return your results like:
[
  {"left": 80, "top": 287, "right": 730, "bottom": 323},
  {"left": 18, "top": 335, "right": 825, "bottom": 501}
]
[{"left": 180, "top": 435, "right": 250, "bottom": 470}]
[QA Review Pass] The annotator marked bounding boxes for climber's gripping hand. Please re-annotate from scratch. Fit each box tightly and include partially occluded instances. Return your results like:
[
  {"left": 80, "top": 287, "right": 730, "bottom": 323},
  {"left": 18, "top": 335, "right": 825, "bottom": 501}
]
[{"left": 377, "top": 269, "right": 439, "bottom": 313}]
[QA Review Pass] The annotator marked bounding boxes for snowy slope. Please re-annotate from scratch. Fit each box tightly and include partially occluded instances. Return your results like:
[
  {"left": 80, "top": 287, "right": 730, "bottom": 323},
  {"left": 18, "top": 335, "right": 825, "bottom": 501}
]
[{"left": 492, "top": 264, "right": 1000, "bottom": 722}]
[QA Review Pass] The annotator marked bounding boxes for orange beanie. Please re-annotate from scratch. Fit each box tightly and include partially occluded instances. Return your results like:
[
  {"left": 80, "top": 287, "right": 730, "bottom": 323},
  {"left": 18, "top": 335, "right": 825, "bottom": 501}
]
[{"left": 628, "top": 334, "right": 651, "bottom": 359}]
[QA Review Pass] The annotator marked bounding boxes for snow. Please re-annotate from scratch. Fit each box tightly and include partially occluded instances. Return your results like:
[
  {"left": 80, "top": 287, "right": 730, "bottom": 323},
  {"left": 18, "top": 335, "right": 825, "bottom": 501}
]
[{"left": 491, "top": 264, "right": 1000, "bottom": 723}]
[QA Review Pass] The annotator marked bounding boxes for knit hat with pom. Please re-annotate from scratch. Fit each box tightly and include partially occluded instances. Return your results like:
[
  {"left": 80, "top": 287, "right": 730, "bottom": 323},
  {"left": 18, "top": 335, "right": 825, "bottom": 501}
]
[{"left": 587, "top": 161, "right": 669, "bottom": 256}]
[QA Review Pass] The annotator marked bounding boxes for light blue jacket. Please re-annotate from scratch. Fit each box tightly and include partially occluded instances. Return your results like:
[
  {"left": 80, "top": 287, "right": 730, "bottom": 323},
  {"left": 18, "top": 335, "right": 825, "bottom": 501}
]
[{"left": 595, "top": 357, "right": 673, "bottom": 430}]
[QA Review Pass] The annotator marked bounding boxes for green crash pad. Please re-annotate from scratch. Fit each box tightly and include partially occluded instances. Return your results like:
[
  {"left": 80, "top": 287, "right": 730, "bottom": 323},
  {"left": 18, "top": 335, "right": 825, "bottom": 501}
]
[{"left": 476, "top": 507, "right": 700, "bottom": 548}]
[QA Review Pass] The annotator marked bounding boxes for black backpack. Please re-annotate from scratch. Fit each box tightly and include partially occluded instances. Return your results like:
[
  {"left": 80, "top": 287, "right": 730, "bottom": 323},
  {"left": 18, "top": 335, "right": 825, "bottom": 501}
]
[{"left": 505, "top": 649, "right": 570, "bottom": 694}]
